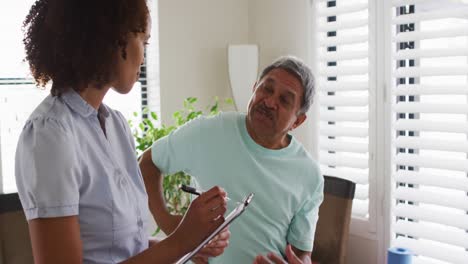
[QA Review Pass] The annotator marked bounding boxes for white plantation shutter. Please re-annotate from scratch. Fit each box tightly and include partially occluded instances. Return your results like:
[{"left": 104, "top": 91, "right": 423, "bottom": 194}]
[
  {"left": 145, "top": 0, "right": 162, "bottom": 123},
  {"left": 315, "top": 0, "right": 372, "bottom": 219},
  {"left": 390, "top": 1, "right": 468, "bottom": 264}
]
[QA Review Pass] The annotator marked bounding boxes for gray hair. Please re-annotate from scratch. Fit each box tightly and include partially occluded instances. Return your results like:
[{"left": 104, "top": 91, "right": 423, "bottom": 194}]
[{"left": 258, "top": 56, "right": 315, "bottom": 114}]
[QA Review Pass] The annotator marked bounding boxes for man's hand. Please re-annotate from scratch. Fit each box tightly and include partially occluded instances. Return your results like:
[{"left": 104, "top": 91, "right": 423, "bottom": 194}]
[
  {"left": 191, "top": 227, "right": 231, "bottom": 264},
  {"left": 253, "top": 244, "right": 308, "bottom": 264}
]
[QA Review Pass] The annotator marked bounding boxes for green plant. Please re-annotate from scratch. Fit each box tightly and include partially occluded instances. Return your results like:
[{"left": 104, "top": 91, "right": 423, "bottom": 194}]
[{"left": 130, "top": 97, "right": 233, "bottom": 220}]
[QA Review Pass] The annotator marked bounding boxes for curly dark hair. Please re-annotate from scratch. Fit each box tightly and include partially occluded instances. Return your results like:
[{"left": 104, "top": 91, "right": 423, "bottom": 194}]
[{"left": 23, "top": 0, "right": 149, "bottom": 96}]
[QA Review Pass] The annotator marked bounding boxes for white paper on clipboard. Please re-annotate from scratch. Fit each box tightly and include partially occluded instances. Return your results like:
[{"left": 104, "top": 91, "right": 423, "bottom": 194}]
[{"left": 175, "top": 193, "right": 254, "bottom": 264}]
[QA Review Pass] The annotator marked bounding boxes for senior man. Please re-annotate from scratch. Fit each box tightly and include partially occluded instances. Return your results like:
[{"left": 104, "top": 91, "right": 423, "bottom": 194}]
[{"left": 140, "top": 56, "right": 323, "bottom": 264}]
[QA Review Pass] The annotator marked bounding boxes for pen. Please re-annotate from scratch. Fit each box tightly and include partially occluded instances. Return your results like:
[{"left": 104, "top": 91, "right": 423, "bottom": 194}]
[{"left": 180, "top": 184, "right": 231, "bottom": 201}]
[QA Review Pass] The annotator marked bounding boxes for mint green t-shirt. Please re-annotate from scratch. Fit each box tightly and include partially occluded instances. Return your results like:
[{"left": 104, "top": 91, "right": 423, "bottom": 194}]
[{"left": 151, "top": 112, "right": 323, "bottom": 263}]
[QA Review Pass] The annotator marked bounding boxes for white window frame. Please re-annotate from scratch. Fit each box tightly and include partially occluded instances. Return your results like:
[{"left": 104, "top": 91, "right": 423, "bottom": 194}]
[
  {"left": 378, "top": 0, "right": 394, "bottom": 262},
  {"left": 313, "top": 1, "right": 468, "bottom": 263}
]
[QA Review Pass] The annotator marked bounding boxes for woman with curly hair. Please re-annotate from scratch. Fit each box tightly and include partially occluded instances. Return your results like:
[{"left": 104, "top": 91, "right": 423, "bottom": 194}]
[{"left": 15, "top": 0, "right": 229, "bottom": 263}]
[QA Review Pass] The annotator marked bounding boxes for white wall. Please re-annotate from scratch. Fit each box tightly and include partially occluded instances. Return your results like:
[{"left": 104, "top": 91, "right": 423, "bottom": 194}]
[{"left": 158, "top": 0, "right": 248, "bottom": 123}]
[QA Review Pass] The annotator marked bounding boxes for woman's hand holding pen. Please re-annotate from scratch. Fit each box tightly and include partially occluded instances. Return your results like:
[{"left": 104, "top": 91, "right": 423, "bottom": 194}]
[{"left": 172, "top": 186, "right": 228, "bottom": 253}]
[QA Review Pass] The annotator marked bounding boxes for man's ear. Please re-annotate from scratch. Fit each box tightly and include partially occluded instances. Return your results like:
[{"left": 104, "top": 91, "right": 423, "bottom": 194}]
[
  {"left": 252, "top": 81, "right": 257, "bottom": 92},
  {"left": 291, "top": 114, "right": 307, "bottom": 130}
]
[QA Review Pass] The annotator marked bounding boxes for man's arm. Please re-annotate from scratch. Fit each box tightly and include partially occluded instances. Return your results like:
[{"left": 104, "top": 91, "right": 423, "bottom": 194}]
[
  {"left": 291, "top": 245, "right": 311, "bottom": 264},
  {"left": 139, "top": 149, "right": 182, "bottom": 234},
  {"left": 253, "top": 244, "right": 311, "bottom": 264}
]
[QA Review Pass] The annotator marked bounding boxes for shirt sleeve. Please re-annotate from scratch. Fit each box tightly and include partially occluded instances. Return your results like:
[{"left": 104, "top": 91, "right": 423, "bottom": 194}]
[
  {"left": 15, "top": 117, "right": 81, "bottom": 220},
  {"left": 287, "top": 174, "right": 324, "bottom": 252},
  {"left": 151, "top": 116, "right": 204, "bottom": 175}
]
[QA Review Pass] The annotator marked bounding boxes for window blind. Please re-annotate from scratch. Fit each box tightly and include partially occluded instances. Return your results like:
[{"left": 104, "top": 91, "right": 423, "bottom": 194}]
[
  {"left": 390, "top": 1, "right": 468, "bottom": 263},
  {"left": 145, "top": 0, "right": 161, "bottom": 122},
  {"left": 316, "top": 0, "right": 371, "bottom": 219}
]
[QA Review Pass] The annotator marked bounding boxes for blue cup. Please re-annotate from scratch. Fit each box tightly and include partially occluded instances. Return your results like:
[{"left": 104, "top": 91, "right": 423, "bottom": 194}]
[{"left": 387, "top": 247, "right": 412, "bottom": 264}]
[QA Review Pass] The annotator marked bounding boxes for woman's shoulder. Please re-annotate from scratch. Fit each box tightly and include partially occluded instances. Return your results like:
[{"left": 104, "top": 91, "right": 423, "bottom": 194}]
[{"left": 25, "top": 94, "right": 72, "bottom": 132}]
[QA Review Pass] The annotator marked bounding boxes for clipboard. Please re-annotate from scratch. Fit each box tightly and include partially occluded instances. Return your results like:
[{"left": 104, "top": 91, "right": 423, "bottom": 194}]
[{"left": 175, "top": 193, "right": 254, "bottom": 264}]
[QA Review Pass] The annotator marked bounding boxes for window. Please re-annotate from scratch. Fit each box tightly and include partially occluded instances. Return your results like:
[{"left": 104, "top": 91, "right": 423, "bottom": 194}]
[
  {"left": 0, "top": 1, "right": 160, "bottom": 194},
  {"left": 0, "top": 0, "right": 44, "bottom": 194},
  {"left": 314, "top": 0, "right": 374, "bottom": 229},
  {"left": 390, "top": 1, "right": 468, "bottom": 263},
  {"left": 315, "top": 0, "right": 468, "bottom": 262}
]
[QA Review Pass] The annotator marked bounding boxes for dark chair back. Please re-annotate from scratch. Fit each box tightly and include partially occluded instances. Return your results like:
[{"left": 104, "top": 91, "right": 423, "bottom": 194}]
[
  {"left": 0, "top": 193, "right": 33, "bottom": 264},
  {"left": 311, "top": 176, "right": 356, "bottom": 264}
]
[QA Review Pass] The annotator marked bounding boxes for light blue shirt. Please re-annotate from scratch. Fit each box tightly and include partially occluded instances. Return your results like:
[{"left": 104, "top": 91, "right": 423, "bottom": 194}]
[
  {"left": 15, "top": 90, "right": 151, "bottom": 264},
  {"left": 151, "top": 112, "right": 323, "bottom": 264}
]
